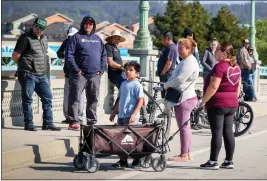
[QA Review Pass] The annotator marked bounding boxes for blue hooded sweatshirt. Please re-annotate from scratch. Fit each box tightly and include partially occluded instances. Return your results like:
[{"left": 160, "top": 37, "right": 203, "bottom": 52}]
[{"left": 65, "top": 16, "right": 107, "bottom": 77}]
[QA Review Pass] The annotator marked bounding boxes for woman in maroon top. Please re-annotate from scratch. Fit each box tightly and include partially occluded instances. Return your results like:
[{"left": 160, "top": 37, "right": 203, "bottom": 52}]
[{"left": 199, "top": 43, "right": 241, "bottom": 170}]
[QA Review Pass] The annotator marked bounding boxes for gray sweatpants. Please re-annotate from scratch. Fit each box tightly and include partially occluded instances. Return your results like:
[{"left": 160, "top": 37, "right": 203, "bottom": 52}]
[
  {"left": 68, "top": 74, "right": 101, "bottom": 124},
  {"left": 63, "top": 78, "right": 85, "bottom": 120}
]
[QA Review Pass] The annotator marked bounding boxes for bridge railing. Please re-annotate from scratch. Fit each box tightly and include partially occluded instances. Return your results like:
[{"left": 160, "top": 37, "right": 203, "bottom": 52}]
[{"left": 1, "top": 56, "right": 267, "bottom": 78}]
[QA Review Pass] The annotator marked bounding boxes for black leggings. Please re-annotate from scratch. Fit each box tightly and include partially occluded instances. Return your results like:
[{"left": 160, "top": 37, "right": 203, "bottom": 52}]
[{"left": 207, "top": 107, "right": 237, "bottom": 161}]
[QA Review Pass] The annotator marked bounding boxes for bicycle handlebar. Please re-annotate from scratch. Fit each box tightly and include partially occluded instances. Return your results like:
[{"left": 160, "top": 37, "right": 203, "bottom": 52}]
[{"left": 139, "top": 78, "right": 164, "bottom": 85}]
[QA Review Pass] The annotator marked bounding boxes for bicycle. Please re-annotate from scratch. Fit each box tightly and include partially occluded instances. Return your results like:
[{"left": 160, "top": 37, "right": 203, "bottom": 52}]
[
  {"left": 233, "top": 81, "right": 254, "bottom": 137},
  {"left": 191, "top": 80, "right": 254, "bottom": 137},
  {"left": 139, "top": 78, "right": 172, "bottom": 140},
  {"left": 190, "top": 90, "right": 209, "bottom": 130}
]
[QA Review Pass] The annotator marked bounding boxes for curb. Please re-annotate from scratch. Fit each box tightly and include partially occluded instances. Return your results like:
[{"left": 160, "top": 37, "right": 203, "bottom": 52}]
[{"left": 2, "top": 137, "right": 79, "bottom": 171}]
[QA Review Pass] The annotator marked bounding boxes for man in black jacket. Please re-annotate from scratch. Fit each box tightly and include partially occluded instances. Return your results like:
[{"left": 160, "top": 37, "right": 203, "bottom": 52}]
[
  {"left": 12, "top": 18, "right": 61, "bottom": 131},
  {"left": 57, "top": 27, "right": 85, "bottom": 124}
]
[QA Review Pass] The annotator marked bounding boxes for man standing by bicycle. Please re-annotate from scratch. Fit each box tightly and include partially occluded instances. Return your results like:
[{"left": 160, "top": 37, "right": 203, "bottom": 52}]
[{"left": 157, "top": 31, "right": 178, "bottom": 98}]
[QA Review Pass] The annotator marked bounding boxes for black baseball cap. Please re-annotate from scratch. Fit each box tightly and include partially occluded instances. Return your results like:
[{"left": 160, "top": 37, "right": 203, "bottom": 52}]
[
  {"left": 163, "top": 31, "right": 173, "bottom": 40},
  {"left": 84, "top": 17, "right": 94, "bottom": 23},
  {"left": 34, "top": 18, "right": 47, "bottom": 31}
]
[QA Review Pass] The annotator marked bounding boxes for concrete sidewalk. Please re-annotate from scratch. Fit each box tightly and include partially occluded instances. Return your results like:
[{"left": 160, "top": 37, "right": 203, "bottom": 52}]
[{"left": 2, "top": 96, "right": 267, "bottom": 171}]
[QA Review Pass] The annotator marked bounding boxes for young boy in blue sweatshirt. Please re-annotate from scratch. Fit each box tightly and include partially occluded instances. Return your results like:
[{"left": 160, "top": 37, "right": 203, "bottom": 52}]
[{"left": 109, "top": 61, "right": 144, "bottom": 168}]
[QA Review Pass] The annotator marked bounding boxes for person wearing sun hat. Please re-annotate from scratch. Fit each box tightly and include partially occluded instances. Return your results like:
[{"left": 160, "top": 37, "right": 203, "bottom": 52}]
[
  {"left": 12, "top": 18, "right": 61, "bottom": 131},
  {"left": 57, "top": 26, "right": 86, "bottom": 124},
  {"left": 105, "top": 30, "right": 127, "bottom": 89}
]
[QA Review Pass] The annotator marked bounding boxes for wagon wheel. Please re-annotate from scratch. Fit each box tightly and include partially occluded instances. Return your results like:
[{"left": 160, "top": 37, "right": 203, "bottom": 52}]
[
  {"left": 85, "top": 158, "right": 100, "bottom": 173},
  {"left": 73, "top": 154, "right": 87, "bottom": 170},
  {"left": 152, "top": 156, "right": 167, "bottom": 172},
  {"left": 140, "top": 155, "right": 153, "bottom": 168}
]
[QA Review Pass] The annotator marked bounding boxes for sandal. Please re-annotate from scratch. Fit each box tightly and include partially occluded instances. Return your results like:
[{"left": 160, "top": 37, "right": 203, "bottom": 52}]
[
  {"left": 188, "top": 154, "right": 193, "bottom": 161},
  {"left": 168, "top": 155, "right": 189, "bottom": 162}
]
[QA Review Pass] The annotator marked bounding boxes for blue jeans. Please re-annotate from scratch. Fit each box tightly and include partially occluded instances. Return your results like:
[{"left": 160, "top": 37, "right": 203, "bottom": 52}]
[
  {"left": 241, "top": 69, "right": 256, "bottom": 100},
  {"left": 250, "top": 70, "right": 256, "bottom": 85},
  {"left": 18, "top": 73, "right": 53, "bottom": 126}
]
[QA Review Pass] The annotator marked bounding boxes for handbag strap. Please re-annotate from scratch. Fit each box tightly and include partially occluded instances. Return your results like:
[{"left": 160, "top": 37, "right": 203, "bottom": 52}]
[{"left": 180, "top": 78, "right": 197, "bottom": 94}]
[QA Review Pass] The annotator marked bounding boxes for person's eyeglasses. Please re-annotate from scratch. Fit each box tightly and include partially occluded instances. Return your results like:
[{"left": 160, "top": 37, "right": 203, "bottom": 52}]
[{"left": 35, "top": 25, "right": 46, "bottom": 31}]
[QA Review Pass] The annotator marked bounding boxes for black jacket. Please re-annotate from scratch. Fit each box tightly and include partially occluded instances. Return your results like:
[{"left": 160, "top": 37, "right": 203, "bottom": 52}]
[{"left": 57, "top": 38, "right": 70, "bottom": 78}]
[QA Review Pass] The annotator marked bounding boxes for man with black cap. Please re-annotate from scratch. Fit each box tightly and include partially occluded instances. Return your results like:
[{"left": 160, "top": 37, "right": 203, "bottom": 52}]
[
  {"left": 65, "top": 16, "right": 107, "bottom": 130},
  {"left": 12, "top": 18, "right": 61, "bottom": 131},
  {"left": 157, "top": 31, "right": 178, "bottom": 98}
]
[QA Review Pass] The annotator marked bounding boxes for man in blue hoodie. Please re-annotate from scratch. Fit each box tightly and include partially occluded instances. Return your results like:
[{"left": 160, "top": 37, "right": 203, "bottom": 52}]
[{"left": 65, "top": 16, "right": 107, "bottom": 130}]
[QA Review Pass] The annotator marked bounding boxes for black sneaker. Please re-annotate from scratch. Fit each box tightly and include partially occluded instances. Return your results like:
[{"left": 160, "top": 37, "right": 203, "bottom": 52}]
[
  {"left": 62, "top": 118, "right": 71, "bottom": 124},
  {"left": 24, "top": 125, "right": 37, "bottom": 131},
  {"left": 42, "top": 124, "right": 61, "bottom": 131},
  {"left": 200, "top": 161, "right": 219, "bottom": 170},
  {"left": 111, "top": 160, "right": 129, "bottom": 168},
  {"left": 220, "top": 161, "right": 234, "bottom": 169}
]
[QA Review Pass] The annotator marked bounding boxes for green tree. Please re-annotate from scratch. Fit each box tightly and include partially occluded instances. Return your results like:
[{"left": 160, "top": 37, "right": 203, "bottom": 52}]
[
  {"left": 153, "top": 0, "right": 210, "bottom": 54},
  {"left": 209, "top": 6, "right": 249, "bottom": 53},
  {"left": 256, "top": 19, "right": 267, "bottom": 65}
]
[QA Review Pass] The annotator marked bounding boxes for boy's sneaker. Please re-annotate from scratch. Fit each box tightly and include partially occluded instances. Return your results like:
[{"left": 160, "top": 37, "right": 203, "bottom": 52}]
[
  {"left": 68, "top": 123, "right": 80, "bottom": 130},
  {"left": 200, "top": 161, "right": 219, "bottom": 170},
  {"left": 111, "top": 160, "right": 129, "bottom": 168},
  {"left": 220, "top": 161, "right": 234, "bottom": 169}
]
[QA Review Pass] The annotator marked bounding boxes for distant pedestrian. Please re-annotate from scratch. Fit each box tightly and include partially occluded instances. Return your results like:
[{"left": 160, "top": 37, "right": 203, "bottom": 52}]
[
  {"left": 156, "top": 31, "right": 178, "bottom": 98},
  {"left": 237, "top": 39, "right": 257, "bottom": 101},
  {"left": 182, "top": 28, "right": 200, "bottom": 65},
  {"left": 57, "top": 26, "right": 85, "bottom": 124},
  {"left": 200, "top": 39, "right": 219, "bottom": 86}
]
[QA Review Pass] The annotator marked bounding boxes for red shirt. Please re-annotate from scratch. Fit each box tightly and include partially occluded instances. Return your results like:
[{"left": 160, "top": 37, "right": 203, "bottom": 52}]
[{"left": 204, "top": 61, "right": 241, "bottom": 108}]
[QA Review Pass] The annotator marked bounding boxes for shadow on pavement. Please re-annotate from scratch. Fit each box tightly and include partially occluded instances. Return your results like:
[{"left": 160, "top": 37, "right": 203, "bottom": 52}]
[
  {"left": 192, "top": 131, "right": 211, "bottom": 137},
  {"left": 167, "top": 165, "right": 202, "bottom": 170},
  {"left": 25, "top": 144, "right": 41, "bottom": 163},
  {"left": 29, "top": 161, "right": 133, "bottom": 172},
  {"left": 56, "top": 138, "right": 76, "bottom": 157}
]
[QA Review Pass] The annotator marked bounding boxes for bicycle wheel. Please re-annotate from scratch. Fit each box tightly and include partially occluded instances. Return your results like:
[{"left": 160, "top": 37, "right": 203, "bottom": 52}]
[
  {"left": 197, "top": 108, "right": 210, "bottom": 129},
  {"left": 139, "top": 105, "right": 148, "bottom": 124},
  {"left": 149, "top": 99, "right": 171, "bottom": 139},
  {"left": 233, "top": 102, "right": 254, "bottom": 137}
]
